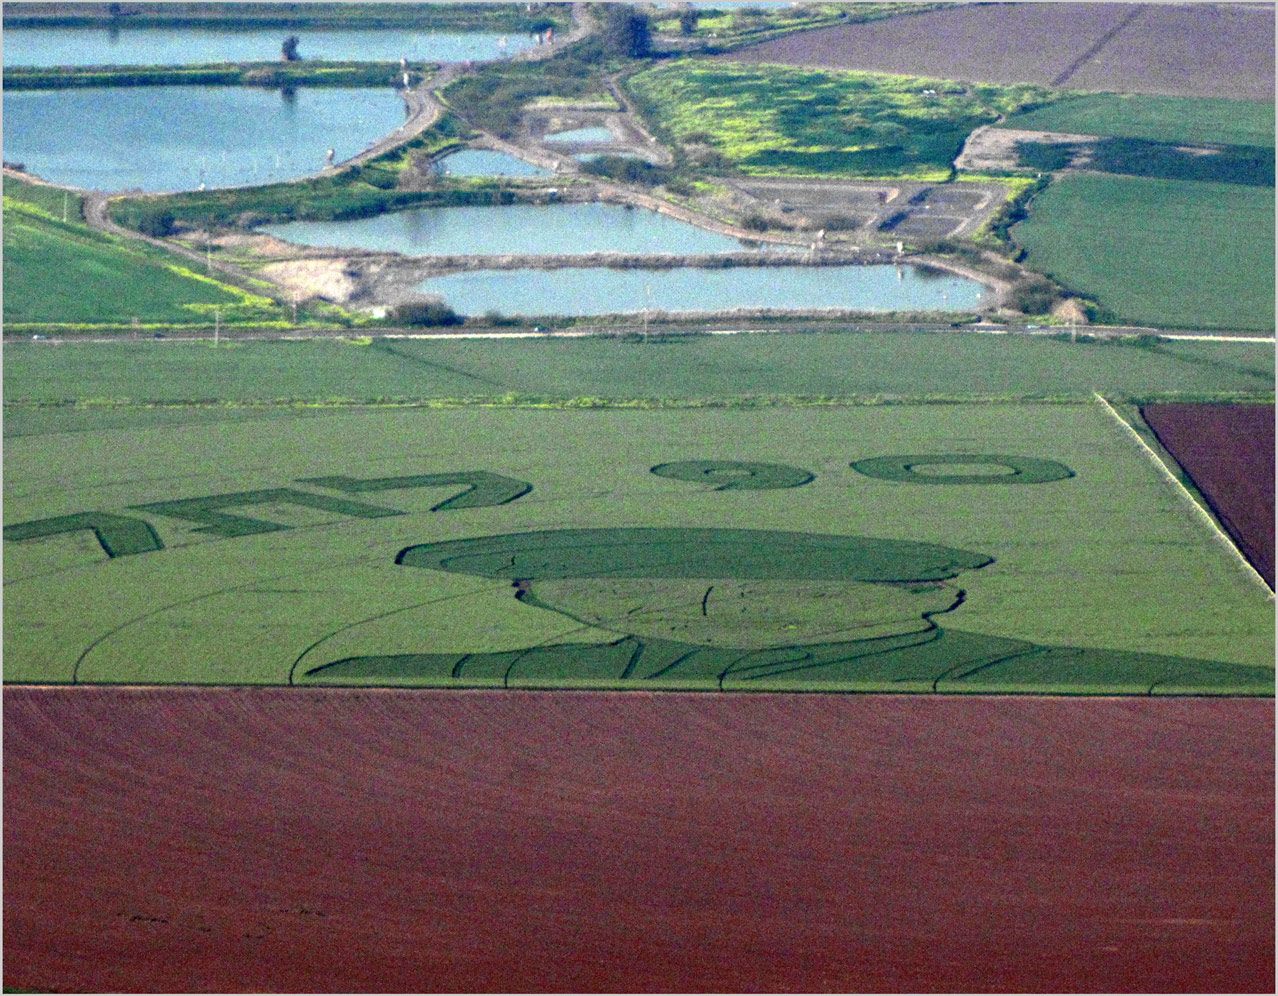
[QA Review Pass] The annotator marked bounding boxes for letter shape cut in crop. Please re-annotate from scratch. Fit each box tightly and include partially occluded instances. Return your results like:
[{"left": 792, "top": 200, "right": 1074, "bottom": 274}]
[
  {"left": 650, "top": 460, "right": 815, "bottom": 490},
  {"left": 131, "top": 488, "right": 403, "bottom": 539},
  {"left": 3, "top": 512, "right": 164, "bottom": 558},
  {"left": 299, "top": 471, "right": 533, "bottom": 511},
  {"left": 850, "top": 454, "right": 1074, "bottom": 485}
]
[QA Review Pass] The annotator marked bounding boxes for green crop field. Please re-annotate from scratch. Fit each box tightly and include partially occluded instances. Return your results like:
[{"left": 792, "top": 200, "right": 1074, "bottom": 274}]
[
  {"left": 627, "top": 61, "right": 1050, "bottom": 179},
  {"left": 3, "top": 180, "right": 286, "bottom": 327},
  {"left": 997, "top": 94, "right": 1276, "bottom": 148},
  {"left": 4, "top": 403, "right": 1272, "bottom": 693},
  {"left": 5, "top": 333, "right": 1272, "bottom": 407},
  {"left": 1014, "top": 137, "right": 1272, "bottom": 187},
  {"left": 1014, "top": 175, "right": 1275, "bottom": 331}
]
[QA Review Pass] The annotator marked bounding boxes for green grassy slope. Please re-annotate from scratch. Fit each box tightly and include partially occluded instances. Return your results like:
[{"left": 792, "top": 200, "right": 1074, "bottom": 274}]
[
  {"left": 1013, "top": 175, "right": 1275, "bottom": 331},
  {"left": 3, "top": 179, "right": 286, "bottom": 326}
]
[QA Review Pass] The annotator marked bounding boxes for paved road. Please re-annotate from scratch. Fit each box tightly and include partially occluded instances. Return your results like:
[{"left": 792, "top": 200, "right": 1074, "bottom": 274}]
[{"left": 9, "top": 322, "right": 1273, "bottom": 346}]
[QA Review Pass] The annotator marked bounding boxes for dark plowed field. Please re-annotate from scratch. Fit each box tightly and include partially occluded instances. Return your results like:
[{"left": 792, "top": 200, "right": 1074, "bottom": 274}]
[
  {"left": 1143, "top": 403, "right": 1276, "bottom": 589},
  {"left": 728, "top": 3, "right": 1275, "bottom": 100},
  {"left": 5, "top": 688, "right": 1273, "bottom": 993}
]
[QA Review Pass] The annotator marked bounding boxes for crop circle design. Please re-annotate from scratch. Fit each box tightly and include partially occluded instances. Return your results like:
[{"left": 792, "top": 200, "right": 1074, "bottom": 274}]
[
  {"left": 651, "top": 460, "right": 815, "bottom": 490},
  {"left": 850, "top": 454, "right": 1074, "bottom": 485}
]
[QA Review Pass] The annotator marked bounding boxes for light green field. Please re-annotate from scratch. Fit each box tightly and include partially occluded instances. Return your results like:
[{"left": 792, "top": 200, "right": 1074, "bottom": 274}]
[
  {"left": 1014, "top": 175, "right": 1275, "bottom": 331},
  {"left": 2, "top": 180, "right": 286, "bottom": 327},
  {"left": 997, "top": 94, "right": 1276, "bottom": 148},
  {"left": 4, "top": 333, "right": 1273, "bottom": 407},
  {"left": 4, "top": 405, "right": 1272, "bottom": 693}
]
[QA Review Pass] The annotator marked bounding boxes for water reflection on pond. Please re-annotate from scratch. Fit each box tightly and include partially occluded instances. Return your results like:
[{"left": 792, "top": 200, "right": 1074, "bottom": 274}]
[
  {"left": 263, "top": 203, "right": 782, "bottom": 255},
  {"left": 3, "top": 85, "right": 405, "bottom": 190},
  {"left": 415, "top": 264, "right": 986, "bottom": 316},
  {"left": 434, "top": 150, "right": 551, "bottom": 177},
  {"left": 3, "top": 25, "right": 539, "bottom": 66},
  {"left": 544, "top": 126, "right": 614, "bottom": 144}
]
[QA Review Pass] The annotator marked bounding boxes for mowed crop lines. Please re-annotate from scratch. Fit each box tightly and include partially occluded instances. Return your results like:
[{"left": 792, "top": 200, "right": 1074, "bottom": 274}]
[{"left": 4, "top": 404, "right": 1272, "bottom": 693}]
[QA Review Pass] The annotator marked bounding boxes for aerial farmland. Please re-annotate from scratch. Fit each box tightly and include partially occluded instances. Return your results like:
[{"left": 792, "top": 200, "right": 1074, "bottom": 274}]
[{"left": 3, "top": 2, "right": 1273, "bottom": 993}]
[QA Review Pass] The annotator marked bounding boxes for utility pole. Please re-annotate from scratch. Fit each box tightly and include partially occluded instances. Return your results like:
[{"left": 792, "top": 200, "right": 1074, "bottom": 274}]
[
  {"left": 132, "top": 316, "right": 139, "bottom": 342},
  {"left": 214, "top": 308, "right": 220, "bottom": 346}
]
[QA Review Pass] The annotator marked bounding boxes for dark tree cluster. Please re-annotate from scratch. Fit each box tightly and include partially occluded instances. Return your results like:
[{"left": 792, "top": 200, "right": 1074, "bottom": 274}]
[
  {"left": 603, "top": 5, "right": 651, "bottom": 58},
  {"left": 390, "top": 301, "right": 463, "bottom": 326}
]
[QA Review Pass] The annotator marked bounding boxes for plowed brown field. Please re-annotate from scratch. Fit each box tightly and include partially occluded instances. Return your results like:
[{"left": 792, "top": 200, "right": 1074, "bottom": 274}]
[
  {"left": 1143, "top": 403, "right": 1275, "bottom": 589},
  {"left": 5, "top": 688, "right": 1273, "bottom": 993},
  {"left": 727, "top": 3, "right": 1275, "bottom": 100}
]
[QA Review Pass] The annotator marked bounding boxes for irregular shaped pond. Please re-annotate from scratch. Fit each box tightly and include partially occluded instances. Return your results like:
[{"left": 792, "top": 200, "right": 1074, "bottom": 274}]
[
  {"left": 544, "top": 126, "right": 614, "bottom": 144},
  {"left": 263, "top": 203, "right": 783, "bottom": 255},
  {"left": 3, "top": 26, "right": 539, "bottom": 66},
  {"left": 2, "top": 86, "right": 406, "bottom": 191},
  {"left": 434, "top": 150, "right": 551, "bottom": 177},
  {"left": 414, "top": 264, "right": 987, "bottom": 316}
]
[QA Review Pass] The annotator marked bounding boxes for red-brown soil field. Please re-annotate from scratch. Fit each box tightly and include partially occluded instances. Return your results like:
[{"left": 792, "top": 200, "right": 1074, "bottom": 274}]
[
  {"left": 5, "top": 688, "right": 1273, "bottom": 993},
  {"left": 728, "top": 3, "right": 1275, "bottom": 100},
  {"left": 1143, "top": 403, "right": 1275, "bottom": 589}
]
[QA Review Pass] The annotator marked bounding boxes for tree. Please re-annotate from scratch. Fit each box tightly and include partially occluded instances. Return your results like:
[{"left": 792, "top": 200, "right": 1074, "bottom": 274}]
[
  {"left": 136, "top": 208, "right": 175, "bottom": 237},
  {"left": 390, "top": 301, "right": 463, "bottom": 327},
  {"left": 1006, "top": 276, "right": 1058, "bottom": 315},
  {"left": 603, "top": 5, "right": 651, "bottom": 58},
  {"left": 281, "top": 35, "right": 300, "bottom": 61},
  {"left": 679, "top": 7, "right": 700, "bottom": 35}
]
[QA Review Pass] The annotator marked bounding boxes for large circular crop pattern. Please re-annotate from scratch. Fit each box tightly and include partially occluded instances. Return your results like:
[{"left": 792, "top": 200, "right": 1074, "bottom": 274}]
[
  {"left": 850, "top": 453, "right": 1075, "bottom": 485},
  {"left": 650, "top": 460, "right": 815, "bottom": 490}
]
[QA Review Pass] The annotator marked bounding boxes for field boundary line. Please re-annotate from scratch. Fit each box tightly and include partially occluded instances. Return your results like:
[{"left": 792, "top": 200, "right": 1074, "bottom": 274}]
[{"left": 1092, "top": 392, "right": 1274, "bottom": 598}]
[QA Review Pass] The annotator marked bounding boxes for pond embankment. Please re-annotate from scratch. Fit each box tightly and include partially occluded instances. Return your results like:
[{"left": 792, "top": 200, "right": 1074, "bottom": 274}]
[{"left": 258, "top": 245, "right": 983, "bottom": 307}]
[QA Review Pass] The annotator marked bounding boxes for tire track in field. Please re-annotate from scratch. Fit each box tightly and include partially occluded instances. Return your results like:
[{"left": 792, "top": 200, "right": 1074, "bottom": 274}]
[
  {"left": 1050, "top": 5, "right": 1146, "bottom": 87},
  {"left": 286, "top": 582, "right": 505, "bottom": 685},
  {"left": 1149, "top": 342, "right": 1275, "bottom": 383},
  {"left": 370, "top": 339, "right": 505, "bottom": 388},
  {"left": 70, "top": 556, "right": 374, "bottom": 684}
]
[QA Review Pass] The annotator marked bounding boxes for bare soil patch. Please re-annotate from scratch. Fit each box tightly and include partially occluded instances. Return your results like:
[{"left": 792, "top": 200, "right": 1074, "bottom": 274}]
[
  {"left": 727, "top": 177, "right": 1002, "bottom": 239},
  {"left": 882, "top": 213, "right": 964, "bottom": 238},
  {"left": 1063, "top": 3, "right": 1275, "bottom": 100},
  {"left": 957, "top": 127, "right": 1100, "bottom": 173},
  {"left": 258, "top": 258, "right": 366, "bottom": 304},
  {"left": 5, "top": 687, "right": 1273, "bottom": 993},
  {"left": 1142, "top": 402, "right": 1275, "bottom": 588},
  {"left": 726, "top": 3, "right": 1274, "bottom": 100}
]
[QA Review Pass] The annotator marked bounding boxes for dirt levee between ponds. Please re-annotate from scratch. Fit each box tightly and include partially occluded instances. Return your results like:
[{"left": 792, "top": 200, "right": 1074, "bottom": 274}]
[
  {"left": 4, "top": 687, "right": 1273, "bottom": 993},
  {"left": 726, "top": 3, "right": 1274, "bottom": 101},
  {"left": 259, "top": 258, "right": 364, "bottom": 303}
]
